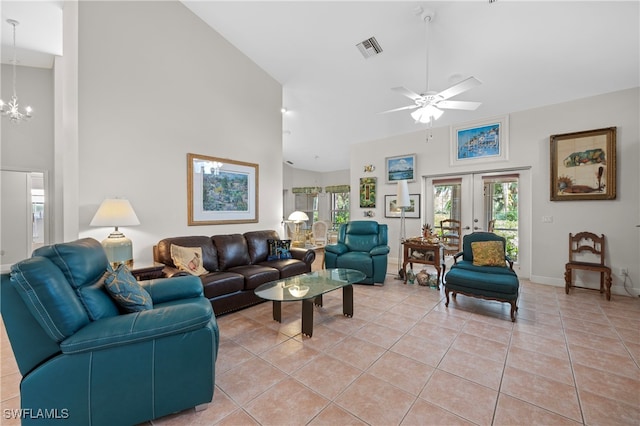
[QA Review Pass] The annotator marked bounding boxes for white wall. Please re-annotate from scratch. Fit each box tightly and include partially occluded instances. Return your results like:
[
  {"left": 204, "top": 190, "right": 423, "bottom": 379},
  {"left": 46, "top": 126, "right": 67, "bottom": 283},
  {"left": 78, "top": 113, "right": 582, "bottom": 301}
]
[
  {"left": 77, "top": 1, "right": 282, "bottom": 264},
  {"left": 351, "top": 88, "right": 640, "bottom": 296},
  {"left": 1, "top": 64, "right": 54, "bottom": 173}
]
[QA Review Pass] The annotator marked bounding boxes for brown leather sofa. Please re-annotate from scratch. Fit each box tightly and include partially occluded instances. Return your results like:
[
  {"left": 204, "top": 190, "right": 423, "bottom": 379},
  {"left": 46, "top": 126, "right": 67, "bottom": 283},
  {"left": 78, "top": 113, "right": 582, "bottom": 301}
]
[{"left": 154, "top": 230, "right": 315, "bottom": 316}]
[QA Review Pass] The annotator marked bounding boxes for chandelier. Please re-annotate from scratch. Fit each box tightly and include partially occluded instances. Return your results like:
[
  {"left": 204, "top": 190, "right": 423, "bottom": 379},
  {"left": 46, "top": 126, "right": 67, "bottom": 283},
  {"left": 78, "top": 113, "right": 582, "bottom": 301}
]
[{"left": 0, "top": 19, "right": 33, "bottom": 123}]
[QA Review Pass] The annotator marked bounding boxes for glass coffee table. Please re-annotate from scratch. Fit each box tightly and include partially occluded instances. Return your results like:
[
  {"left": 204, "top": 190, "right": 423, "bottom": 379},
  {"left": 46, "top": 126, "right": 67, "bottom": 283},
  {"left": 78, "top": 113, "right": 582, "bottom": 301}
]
[{"left": 254, "top": 268, "right": 366, "bottom": 337}]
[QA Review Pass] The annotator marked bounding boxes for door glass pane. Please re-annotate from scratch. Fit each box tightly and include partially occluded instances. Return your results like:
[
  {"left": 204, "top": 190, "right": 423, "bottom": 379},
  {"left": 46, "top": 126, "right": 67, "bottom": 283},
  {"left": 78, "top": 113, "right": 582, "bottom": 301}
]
[
  {"left": 433, "top": 179, "right": 462, "bottom": 233},
  {"left": 484, "top": 176, "right": 519, "bottom": 261}
]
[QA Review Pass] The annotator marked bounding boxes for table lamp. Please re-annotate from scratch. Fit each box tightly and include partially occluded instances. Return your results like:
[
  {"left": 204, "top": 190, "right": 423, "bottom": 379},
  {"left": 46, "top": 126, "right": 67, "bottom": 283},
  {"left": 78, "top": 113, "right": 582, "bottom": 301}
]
[
  {"left": 90, "top": 198, "right": 140, "bottom": 268},
  {"left": 288, "top": 211, "right": 309, "bottom": 248}
]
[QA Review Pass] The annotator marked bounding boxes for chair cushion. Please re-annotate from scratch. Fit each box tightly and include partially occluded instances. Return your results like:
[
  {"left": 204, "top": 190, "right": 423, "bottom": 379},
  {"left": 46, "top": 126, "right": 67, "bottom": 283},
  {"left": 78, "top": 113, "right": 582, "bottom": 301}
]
[
  {"left": 76, "top": 269, "right": 120, "bottom": 320},
  {"left": 10, "top": 256, "right": 90, "bottom": 342},
  {"left": 445, "top": 267, "right": 519, "bottom": 299},
  {"left": 336, "top": 252, "right": 373, "bottom": 277},
  {"left": 105, "top": 265, "right": 153, "bottom": 313},
  {"left": 471, "top": 241, "right": 505, "bottom": 266},
  {"left": 170, "top": 244, "right": 209, "bottom": 276}
]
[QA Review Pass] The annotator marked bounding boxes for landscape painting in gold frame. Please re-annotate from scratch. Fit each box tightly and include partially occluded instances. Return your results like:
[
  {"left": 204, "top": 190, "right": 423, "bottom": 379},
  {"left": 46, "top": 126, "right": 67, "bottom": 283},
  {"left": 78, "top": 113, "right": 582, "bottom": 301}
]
[
  {"left": 187, "top": 153, "right": 259, "bottom": 225},
  {"left": 550, "top": 127, "right": 616, "bottom": 201}
]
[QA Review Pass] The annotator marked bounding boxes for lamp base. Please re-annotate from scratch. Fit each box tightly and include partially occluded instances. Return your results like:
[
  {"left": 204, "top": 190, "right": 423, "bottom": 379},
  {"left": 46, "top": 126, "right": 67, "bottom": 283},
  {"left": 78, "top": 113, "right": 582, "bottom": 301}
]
[{"left": 102, "top": 231, "right": 134, "bottom": 270}]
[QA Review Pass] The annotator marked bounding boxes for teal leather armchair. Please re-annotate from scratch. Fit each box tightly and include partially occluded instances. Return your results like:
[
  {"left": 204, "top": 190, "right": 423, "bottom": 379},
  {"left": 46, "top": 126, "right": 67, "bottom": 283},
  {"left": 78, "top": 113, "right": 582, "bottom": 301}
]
[
  {"left": 1, "top": 238, "right": 219, "bottom": 425},
  {"left": 324, "top": 221, "right": 390, "bottom": 284}
]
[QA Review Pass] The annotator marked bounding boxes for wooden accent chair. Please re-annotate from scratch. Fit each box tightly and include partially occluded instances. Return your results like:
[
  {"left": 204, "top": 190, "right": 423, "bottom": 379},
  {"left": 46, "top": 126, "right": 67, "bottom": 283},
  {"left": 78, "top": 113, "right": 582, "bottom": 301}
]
[
  {"left": 440, "top": 219, "right": 462, "bottom": 256},
  {"left": 565, "top": 232, "right": 612, "bottom": 300}
]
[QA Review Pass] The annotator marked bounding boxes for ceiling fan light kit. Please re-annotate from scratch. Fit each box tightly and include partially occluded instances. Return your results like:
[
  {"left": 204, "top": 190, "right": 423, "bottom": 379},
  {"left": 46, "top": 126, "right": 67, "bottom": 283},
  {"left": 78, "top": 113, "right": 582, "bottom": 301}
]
[{"left": 381, "top": 7, "right": 481, "bottom": 124}]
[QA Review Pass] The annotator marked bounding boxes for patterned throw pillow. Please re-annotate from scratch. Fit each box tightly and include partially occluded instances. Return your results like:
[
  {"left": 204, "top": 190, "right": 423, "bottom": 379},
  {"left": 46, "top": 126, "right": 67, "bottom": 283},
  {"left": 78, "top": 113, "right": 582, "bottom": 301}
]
[
  {"left": 267, "top": 239, "right": 293, "bottom": 261},
  {"left": 104, "top": 264, "right": 153, "bottom": 313},
  {"left": 471, "top": 241, "right": 505, "bottom": 266},
  {"left": 170, "top": 244, "right": 209, "bottom": 276}
]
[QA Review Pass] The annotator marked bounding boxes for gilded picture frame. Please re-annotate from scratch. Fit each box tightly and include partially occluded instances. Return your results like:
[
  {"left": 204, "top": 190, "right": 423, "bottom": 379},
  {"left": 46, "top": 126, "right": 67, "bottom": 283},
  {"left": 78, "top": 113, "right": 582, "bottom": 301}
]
[
  {"left": 187, "top": 153, "right": 259, "bottom": 225},
  {"left": 550, "top": 127, "right": 616, "bottom": 201}
]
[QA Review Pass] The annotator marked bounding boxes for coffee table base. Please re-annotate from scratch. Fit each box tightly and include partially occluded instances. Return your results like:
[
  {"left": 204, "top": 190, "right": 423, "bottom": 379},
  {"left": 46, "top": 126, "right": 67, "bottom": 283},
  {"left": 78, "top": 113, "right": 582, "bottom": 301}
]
[{"left": 271, "top": 284, "right": 353, "bottom": 337}]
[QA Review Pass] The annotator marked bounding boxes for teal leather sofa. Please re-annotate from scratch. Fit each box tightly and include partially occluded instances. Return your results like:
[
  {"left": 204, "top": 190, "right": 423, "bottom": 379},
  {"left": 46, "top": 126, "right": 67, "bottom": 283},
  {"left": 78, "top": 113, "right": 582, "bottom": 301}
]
[
  {"left": 324, "top": 221, "right": 390, "bottom": 284},
  {"left": 1, "top": 238, "right": 219, "bottom": 425},
  {"left": 443, "top": 232, "right": 520, "bottom": 321}
]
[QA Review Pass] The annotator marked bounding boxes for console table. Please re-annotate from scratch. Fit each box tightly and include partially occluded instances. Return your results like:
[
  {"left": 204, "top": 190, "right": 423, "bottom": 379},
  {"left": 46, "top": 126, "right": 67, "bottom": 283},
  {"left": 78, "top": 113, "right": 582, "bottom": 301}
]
[{"left": 402, "top": 240, "right": 445, "bottom": 286}]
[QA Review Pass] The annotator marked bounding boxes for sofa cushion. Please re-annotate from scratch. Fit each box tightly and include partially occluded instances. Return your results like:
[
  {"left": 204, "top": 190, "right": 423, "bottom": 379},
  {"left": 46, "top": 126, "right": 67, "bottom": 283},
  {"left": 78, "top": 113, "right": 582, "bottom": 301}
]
[
  {"left": 200, "top": 272, "right": 245, "bottom": 299},
  {"left": 261, "top": 259, "right": 309, "bottom": 278},
  {"left": 170, "top": 244, "right": 209, "bottom": 276},
  {"left": 245, "top": 230, "right": 281, "bottom": 263},
  {"left": 228, "top": 265, "right": 279, "bottom": 290},
  {"left": 212, "top": 234, "right": 251, "bottom": 270},
  {"left": 156, "top": 236, "right": 219, "bottom": 272},
  {"left": 105, "top": 264, "right": 153, "bottom": 313},
  {"left": 471, "top": 241, "right": 505, "bottom": 266}
]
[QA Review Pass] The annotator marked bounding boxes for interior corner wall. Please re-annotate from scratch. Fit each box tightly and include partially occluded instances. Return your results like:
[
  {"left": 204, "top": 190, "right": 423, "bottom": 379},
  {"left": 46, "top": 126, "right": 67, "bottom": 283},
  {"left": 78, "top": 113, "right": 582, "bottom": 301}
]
[
  {"left": 350, "top": 87, "right": 640, "bottom": 296},
  {"left": 77, "top": 1, "right": 283, "bottom": 264}
]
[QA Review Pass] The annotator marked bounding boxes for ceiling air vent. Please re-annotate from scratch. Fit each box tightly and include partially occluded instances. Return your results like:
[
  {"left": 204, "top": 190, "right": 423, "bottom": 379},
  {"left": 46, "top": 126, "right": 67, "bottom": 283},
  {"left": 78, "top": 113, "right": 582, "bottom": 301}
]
[{"left": 356, "top": 37, "right": 383, "bottom": 59}]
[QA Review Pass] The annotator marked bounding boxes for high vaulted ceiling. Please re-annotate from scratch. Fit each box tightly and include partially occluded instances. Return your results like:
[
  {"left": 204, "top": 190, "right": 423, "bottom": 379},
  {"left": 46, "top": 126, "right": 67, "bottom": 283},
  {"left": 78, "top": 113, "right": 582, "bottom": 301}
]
[{"left": 3, "top": 1, "right": 639, "bottom": 172}]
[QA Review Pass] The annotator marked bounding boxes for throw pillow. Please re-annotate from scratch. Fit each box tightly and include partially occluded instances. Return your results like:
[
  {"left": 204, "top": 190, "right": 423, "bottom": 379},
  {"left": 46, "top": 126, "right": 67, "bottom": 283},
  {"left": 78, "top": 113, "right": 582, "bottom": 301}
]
[
  {"left": 471, "top": 241, "right": 505, "bottom": 266},
  {"left": 267, "top": 239, "right": 293, "bottom": 260},
  {"left": 170, "top": 244, "right": 209, "bottom": 276},
  {"left": 104, "top": 264, "right": 153, "bottom": 313}
]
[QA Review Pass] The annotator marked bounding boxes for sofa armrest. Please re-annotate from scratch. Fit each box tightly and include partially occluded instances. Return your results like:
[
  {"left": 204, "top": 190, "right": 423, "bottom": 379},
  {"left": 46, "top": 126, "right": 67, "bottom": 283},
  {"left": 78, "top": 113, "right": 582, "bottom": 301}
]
[
  {"left": 60, "top": 298, "right": 213, "bottom": 354},
  {"left": 369, "top": 245, "right": 390, "bottom": 256},
  {"left": 140, "top": 275, "right": 203, "bottom": 304},
  {"left": 452, "top": 251, "right": 464, "bottom": 264},
  {"left": 290, "top": 247, "right": 316, "bottom": 265},
  {"left": 325, "top": 243, "right": 348, "bottom": 255}
]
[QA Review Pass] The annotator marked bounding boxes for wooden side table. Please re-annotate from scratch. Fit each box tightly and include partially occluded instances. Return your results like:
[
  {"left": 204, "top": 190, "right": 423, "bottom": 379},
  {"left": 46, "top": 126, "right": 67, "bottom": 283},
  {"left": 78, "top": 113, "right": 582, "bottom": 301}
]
[
  {"left": 130, "top": 263, "right": 165, "bottom": 281},
  {"left": 402, "top": 241, "right": 446, "bottom": 287}
]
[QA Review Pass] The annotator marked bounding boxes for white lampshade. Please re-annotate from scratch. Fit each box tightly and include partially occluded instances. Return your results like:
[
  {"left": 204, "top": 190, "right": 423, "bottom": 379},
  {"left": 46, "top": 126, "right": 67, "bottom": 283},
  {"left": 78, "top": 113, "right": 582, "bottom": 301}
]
[
  {"left": 288, "top": 211, "right": 309, "bottom": 222},
  {"left": 396, "top": 180, "right": 410, "bottom": 208},
  {"left": 411, "top": 105, "right": 444, "bottom": 123},
  {"left": 90, "top": 199, "right": 140, "bottom": 268},
  {"left": 90, "top": 199, "right": 140, "bottom": 227}
]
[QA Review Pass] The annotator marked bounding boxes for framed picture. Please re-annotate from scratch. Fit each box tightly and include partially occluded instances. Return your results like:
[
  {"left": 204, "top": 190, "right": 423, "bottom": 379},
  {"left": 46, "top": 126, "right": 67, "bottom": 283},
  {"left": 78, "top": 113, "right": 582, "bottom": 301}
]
[
  {"left": 550, "top": 127, "right": 616, "bottom": 201},
  {"left": 359, "top": 177, "right": 376, "bottom": 208},
  {"left": 450, "top": 116, "right": 509, "bottom": 166},
  {"left": 385, "top": 154, "right": 416, "bottom": 183},
  {"left": 385, "top": 194, "right": 420, "bottom": 218},
  {"left": 187, "top": 153, "right": 259, "bottom": 225}
]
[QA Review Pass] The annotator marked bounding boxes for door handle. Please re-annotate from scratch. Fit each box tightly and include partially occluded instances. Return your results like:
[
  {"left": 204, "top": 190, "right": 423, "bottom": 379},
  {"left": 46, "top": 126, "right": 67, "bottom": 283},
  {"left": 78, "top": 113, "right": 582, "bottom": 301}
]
[
  {"left": 473, "top": 226, "right": 481, "bottom": 230},
  {"left": 464, "top": 226, "right": 471, "bottom": 230}
]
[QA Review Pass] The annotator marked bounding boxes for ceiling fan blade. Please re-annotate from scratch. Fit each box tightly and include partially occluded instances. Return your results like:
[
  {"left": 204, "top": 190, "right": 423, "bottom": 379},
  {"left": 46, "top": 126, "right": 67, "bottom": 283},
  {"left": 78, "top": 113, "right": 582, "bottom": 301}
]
[
  {"left": 437, "top": 100, "right": 482, "bottom": 111},
  {"left": 378, "top": 104, "right": 419, "bottom": 114},
  {"left": 391, "top": 86, "right": 423, "bottom": 101},
  {"left": 436, "top": 76, "right": 482, "bottom": 101}
]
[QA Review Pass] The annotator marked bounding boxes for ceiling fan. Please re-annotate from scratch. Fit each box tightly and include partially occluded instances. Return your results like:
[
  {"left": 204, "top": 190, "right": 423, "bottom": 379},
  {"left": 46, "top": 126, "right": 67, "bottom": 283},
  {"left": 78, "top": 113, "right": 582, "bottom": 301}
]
[{"left": 381, "top": 8, "right": 482, "bottom": 124}]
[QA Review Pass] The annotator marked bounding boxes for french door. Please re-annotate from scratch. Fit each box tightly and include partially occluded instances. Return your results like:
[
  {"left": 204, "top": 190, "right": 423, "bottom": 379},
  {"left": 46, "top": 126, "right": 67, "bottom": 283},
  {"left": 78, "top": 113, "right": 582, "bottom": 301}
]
[{"left": 425, "top": 169, "right": 530, "bottom": 277}]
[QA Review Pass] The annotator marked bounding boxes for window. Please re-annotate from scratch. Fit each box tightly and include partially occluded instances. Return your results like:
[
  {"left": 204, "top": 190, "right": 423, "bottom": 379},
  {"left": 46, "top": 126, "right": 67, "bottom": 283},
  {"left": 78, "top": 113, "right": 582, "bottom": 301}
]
[
  {"left": 483, "top": 175, "right": 519, "bottom": 261},
  {"left": 433, "top": 178, "right": 462, "bottom": 227},
  {"left": 294, "top": 193, "right": 317, "bottom": 229},
  {"left": 325, "top": 185, "right": 350, "bottom": 230}
]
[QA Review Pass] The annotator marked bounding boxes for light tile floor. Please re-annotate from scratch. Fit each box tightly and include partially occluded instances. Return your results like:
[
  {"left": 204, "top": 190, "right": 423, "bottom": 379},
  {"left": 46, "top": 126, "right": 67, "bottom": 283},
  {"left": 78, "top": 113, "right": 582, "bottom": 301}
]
[{"left": 2, "top": 276, "right": 639, "bottom": 425}]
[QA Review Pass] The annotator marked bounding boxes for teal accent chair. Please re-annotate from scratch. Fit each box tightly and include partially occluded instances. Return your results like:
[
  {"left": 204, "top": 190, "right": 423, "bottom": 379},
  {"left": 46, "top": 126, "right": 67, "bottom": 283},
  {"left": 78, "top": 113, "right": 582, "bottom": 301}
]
[
  {"left": 1, "top": 238, "right": 219, "bottom": 425},
  {"left": 444, "top": 232, "right": 520, "bottom": 321},
  {"left": 324, "top": 221, "right": 390, "bottom": 284}
]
